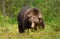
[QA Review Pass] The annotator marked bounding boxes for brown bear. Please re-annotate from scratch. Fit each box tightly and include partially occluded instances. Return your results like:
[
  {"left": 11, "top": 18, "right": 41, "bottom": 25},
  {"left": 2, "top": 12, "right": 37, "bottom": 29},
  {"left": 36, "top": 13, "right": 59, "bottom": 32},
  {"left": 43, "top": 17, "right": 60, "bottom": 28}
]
[{"left": 17, "top": 6, "right": 45, "bottom": 33}]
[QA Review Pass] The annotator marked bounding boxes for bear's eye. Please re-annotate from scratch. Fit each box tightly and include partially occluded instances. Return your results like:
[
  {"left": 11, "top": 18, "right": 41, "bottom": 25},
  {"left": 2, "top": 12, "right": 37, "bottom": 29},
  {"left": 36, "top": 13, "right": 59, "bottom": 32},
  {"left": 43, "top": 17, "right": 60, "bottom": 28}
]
[{"left": 38, "top": 17, "right": 41, "bottom": 20}]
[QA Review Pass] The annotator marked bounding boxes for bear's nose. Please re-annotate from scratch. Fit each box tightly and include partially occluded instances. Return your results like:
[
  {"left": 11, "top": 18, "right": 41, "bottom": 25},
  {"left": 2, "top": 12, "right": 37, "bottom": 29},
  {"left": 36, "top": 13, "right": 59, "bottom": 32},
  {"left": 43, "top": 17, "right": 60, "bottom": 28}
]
[{"left": 32, "top": 16, "right": 36, "bottom": 19}]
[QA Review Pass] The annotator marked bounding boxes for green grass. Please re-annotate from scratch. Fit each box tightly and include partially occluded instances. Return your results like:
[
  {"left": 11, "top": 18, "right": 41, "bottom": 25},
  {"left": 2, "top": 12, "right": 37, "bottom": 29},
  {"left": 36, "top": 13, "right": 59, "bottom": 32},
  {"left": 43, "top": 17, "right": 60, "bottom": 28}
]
[
  {"left": 0, "top": 15, "right": 60, "bottom": 39},
  {"left": 0, "top": 24, "right": 60, "bottom": 39},
  {"left": 0, "top": 0, "right": 60, "bottom": 39}
]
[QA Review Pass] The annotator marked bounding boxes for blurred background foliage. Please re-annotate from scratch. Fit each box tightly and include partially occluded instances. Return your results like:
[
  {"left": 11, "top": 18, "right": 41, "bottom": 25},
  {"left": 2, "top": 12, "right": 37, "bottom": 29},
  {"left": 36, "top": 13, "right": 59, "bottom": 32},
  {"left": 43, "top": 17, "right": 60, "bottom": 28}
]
[
  {"left": 0, "top": 0, "right": 60, "bottom": 39},
  {"left": 0, "top": 0, "right": 60, "bottom": 34}
]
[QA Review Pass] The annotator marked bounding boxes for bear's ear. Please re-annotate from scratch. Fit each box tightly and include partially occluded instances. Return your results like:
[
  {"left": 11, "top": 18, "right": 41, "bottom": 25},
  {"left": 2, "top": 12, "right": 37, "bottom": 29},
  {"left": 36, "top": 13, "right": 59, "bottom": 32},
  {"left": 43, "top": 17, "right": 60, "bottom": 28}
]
[
  {"left": 33, "top": 8, "right": 39, "bottom": 13},
  {"left": 32, "top": 8, "right": 39, "bottom": 15},
  {"left": 39, "top": 18, "right": 45, "bottom": 28}
]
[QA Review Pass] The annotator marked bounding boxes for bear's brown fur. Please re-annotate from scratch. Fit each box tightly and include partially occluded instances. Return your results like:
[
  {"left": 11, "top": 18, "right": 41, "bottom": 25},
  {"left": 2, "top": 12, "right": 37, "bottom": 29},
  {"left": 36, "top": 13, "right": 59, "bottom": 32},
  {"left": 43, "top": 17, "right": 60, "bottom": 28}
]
[{"left": 17, "top": 6, "right": 45, "bottom": 33}]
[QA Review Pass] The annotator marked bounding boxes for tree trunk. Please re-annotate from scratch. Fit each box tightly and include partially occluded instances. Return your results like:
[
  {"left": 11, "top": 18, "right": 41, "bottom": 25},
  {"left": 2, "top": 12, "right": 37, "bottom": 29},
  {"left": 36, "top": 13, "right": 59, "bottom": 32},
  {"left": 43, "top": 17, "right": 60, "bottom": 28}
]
[{"left": 2, "top": 0, "right": 6, "bottom": 16}]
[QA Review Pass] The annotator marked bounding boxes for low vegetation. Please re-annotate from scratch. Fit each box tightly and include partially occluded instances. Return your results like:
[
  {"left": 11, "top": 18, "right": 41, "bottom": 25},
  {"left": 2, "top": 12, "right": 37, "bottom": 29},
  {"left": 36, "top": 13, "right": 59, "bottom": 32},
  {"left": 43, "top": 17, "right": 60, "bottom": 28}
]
[{"left": 0, "top": 0, "right": 60, "bottom": 39}]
